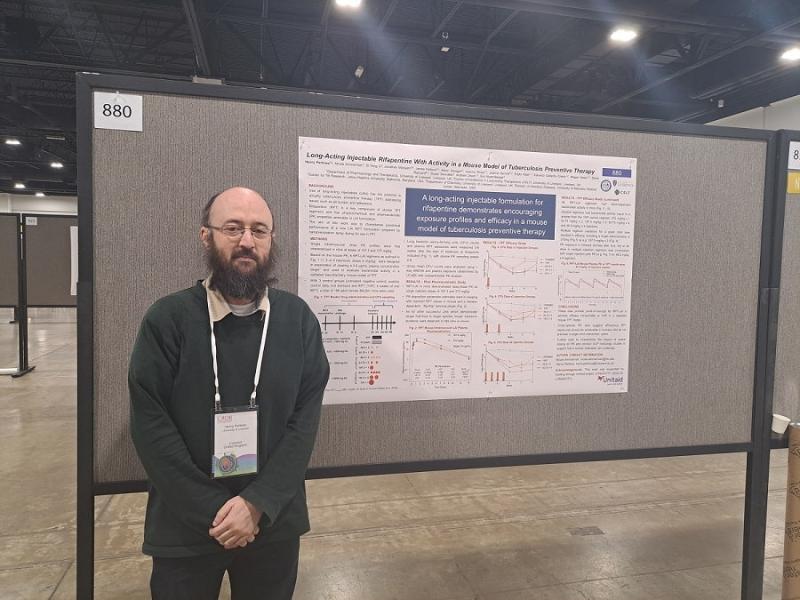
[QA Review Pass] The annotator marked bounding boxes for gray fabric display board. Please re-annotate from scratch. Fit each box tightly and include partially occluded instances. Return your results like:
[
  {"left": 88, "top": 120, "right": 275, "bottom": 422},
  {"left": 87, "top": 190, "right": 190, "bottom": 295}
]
[
  {"left": 0, "top": 214, "right": 18, "bottom": 307},
  {"left": 25, "top": 215, "right": 77, "bottom": 307},
  {"left": 87, "top": 87, "right": 769, "bottom": 487},
  {"left": 774, "top": 134, "right": 800, "bottom": 422}
]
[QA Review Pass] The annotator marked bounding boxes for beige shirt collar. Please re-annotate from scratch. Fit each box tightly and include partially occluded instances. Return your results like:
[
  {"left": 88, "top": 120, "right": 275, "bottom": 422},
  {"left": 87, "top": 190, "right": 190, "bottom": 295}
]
[{"left": 202, "top": 277, "right": 269, "bottom": 322}]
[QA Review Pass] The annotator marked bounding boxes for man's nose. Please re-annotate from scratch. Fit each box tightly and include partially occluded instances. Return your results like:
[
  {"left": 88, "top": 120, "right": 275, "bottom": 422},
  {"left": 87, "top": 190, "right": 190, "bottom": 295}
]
[{"left": 238, "top": 228, "right": 256, "bottom": 248}]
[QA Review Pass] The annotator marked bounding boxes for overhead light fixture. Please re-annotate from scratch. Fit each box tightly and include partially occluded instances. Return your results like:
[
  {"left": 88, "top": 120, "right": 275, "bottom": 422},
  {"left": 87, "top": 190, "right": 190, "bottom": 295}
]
[
  {"left": 335, "top": 0, "right": 361, "bottom": 8},
  {"left": 35, "top": 192, "right": 45, "bottom": 197},
  {"left": 50, "top": 161, "right": 64, "bottom": 169},
  {"left": 609, "top": 27, "right": 638, "bottom": 44},
  {"left": 45, "top": 134, "right": 66, "bottom": 141},
  {"left": 441, "top": 31, "right": 450, "bottom": 53},
  {"left": 354, "top": 65, "right": 365, "bottom": 79},
  {"left": 5, "top": 138, "right": 21, "bottom": 146},
  {"left": 14, "top": 182, "right": 25, "bottom": 189},
  {"left": 781, "top": 47, "right": 800, "bottom": 62},
  {"left": 440, "top": 46, "right": 450, "bottom": 53}
]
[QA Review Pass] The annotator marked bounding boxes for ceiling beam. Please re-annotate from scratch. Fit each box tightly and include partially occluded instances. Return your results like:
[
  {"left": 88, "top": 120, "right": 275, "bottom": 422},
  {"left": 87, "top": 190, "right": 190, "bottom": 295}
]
[
  {"left": 221, "top": 21, "right": 282, "bottom": 82},
  {"left": 379, "top": 0, "right": 401, "bottom": 30},
  {"left": 125, "top": 20, "right": 189, "bottom": 66},
  {"left": 58, "top": 0, "right": 800, "bottom": 41},
  {"left": 465, "top": 9, "right": 519, "bottom": 96},
  {"left": 593, "top": 13, "right": 800, "bottom": 113},
  {"left": 221, "top": 16, "right": 545, "bottom": 58},
  {"left": 426, "top": 78, "right": 446, "bottom": 98},
  {"left": 287, "top": 32, "right": 314, "bottom": 85},
  {"left": 93, "top": 8, "right": 123, "bottom": 66},
  {"left": 431, "top": 2, "right": 463, "bottom": 39},
  {"left": 60, "top": 0, "right": 89, "bottom": 57},
  {"left": 181, "top": 0, "right": 212, "bottom": 76},
  {"left": 458, "top": 0, "right": 757, "bottom": 35},
  {"left": 213, "top": 1, "right": 792, "bottom": 38},
  {"left": 318, "top": 0, "right": 333, "bottom": 85},
  {"left": 0, "top": 57, "right": 191, "bottom": 78}
]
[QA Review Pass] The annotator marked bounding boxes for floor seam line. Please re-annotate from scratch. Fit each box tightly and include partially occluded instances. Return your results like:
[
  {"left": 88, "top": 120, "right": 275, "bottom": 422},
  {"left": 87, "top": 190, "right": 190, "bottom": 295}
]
[{"left": 47, "top": 559, "right": 73, "bottom": 600}]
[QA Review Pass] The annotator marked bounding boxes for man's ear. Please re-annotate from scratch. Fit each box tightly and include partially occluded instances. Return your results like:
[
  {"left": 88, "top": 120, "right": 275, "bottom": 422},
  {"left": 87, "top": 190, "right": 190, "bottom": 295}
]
[{"left": 200, "top": 227, "right": 211, "bottom": 249}]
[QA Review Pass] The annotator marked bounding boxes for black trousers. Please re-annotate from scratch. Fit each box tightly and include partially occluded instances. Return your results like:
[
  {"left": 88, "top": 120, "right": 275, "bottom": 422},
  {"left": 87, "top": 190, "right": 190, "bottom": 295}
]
[{"left": 150, "top": 537, "right": 300, "bottom": 600}]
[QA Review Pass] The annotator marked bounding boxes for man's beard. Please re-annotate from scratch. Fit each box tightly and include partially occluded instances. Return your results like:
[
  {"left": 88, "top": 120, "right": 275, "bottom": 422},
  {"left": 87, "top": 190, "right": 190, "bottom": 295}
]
[{"left": 205, "top": 239, "right": 277, "bottom": 301}]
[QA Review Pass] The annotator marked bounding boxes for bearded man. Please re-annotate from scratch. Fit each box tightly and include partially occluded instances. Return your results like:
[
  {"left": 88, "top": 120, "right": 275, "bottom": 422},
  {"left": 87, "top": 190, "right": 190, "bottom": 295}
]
[{"left": 128, "top": 186, "right": 329, "bottom": 600}]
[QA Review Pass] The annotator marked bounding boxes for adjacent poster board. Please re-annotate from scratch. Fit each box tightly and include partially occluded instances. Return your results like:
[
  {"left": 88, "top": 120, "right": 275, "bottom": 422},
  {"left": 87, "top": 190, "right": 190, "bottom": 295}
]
[
  {"left": 775, "top": 133, "right": 800, "bottom": 422},
  {"left": 0, "top": 214, "right": 18, "bottom": 307},
  {"left": 24, "top": 215, "right": 78, "bottom": 307}
]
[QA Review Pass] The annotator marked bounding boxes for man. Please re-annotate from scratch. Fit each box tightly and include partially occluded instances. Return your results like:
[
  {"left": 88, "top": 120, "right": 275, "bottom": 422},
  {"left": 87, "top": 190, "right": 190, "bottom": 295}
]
[{"left": 129, "top": 186, "right": 329, "bottom": 599}]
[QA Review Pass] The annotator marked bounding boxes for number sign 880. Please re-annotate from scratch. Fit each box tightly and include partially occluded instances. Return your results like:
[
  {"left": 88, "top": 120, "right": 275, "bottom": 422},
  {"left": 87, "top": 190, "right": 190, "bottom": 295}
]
[{"left": 102, "top": 103, "right": 132, "bottom": 118}]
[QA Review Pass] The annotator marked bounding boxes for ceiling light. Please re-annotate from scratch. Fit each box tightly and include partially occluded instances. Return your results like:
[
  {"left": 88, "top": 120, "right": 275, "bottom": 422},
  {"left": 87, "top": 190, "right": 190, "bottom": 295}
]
[
  {"left": 440, "top": 46, "right": 450, "bottom": 53},
  {"left": 781, "top": 47, "right": 800, "bottom": 62},
  {"left": 50, "top": 161, "right": 64, "bottom": 169},
  {"left": 5, "top": 138, "right": 21, "bottom": 146},
  {"left": 14, "top": 182, "right": 25, "bottom": 189},
  {"left": 354, "top": 65, "right": 365, "bottom": 78},
  {"left": 610, "top": 28, "right": 638, "bottom": 44},
  {"left": 335, "top": 0, "right": 361, "bottom": 8},
  {"left": 35, "top": 192, "right": 45, "bottom": 197},
  {"left": 45, "top": 134, "right": 66, "bottom": 141}
]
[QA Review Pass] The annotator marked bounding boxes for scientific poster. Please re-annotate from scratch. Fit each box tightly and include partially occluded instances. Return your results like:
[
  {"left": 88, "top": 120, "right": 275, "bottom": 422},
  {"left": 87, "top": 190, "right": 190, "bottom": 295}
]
[{"left": 298, "top": 137, "right": 636, "bottom": 404}]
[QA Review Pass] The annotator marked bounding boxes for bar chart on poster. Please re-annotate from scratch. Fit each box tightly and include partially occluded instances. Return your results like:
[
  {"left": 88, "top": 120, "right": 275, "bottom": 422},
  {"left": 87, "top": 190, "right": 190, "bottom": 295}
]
[{"left": 298, "top": 136, "right": 637, "bottom": 404}]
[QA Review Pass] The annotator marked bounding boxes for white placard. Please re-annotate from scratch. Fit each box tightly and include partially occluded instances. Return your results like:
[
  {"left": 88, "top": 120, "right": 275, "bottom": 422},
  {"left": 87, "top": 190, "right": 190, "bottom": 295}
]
[
  {"left": 25, "top": 216, "right": 37, "bottom": 226},
  {"left": 70, "top": 226, "right": 78, "bottom": 296},
  {"left": 298, "top": 137, "right": 637, "bottom": 405},
  {"left": 93, "top": 91, "right": 143, "bottom": 131},
  {"left": 790, "top": 141, "right": 800, "bottom": 170}
]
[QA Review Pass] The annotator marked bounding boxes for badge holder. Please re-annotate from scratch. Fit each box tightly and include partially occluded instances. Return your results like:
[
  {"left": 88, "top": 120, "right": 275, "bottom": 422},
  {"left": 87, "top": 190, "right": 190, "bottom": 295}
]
[
  {"left": 212, "top": 401, "right": 259, "bottom": 479},
  {"left": 207, "top": 292, "right": 269, "bottom": 479}
]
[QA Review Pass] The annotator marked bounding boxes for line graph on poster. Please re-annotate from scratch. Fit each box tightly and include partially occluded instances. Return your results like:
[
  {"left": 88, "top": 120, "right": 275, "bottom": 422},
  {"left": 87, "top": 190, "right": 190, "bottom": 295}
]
[
  {"left": 318, "top": 303, "right": 397, "bottom": 333},
  {"left": 559, "top": 272, "right": 625, "bottom": 301},
  {"left": 484, "top": 251, "right": 555, "bottom": 289},
  {"left": 404, "top": 331, "right": 472, "bottom": 385},
  {"left": 483, "top": 297, "right": 554, "bottom": 334},
  {"left": 482, "top": 345, "right": 535, "bottom": 383}
]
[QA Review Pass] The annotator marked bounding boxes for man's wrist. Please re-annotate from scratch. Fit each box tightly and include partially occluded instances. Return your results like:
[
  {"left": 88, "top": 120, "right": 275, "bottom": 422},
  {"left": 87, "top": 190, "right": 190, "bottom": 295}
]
[{"left": 241, "top": 496, "right": 263, "bottom": 519}]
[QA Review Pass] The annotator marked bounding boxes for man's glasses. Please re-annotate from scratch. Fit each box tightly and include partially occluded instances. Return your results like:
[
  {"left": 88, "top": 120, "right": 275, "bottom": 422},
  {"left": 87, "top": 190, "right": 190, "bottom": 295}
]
[{"left": 207, "top": 224, "right": 273, "bottom": 240}]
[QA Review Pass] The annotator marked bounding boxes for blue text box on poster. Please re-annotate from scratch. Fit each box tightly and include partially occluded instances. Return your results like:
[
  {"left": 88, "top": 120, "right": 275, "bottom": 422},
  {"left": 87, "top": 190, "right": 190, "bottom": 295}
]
[{"left": 405, "top": 188, "right": 556, "bottom": 240}]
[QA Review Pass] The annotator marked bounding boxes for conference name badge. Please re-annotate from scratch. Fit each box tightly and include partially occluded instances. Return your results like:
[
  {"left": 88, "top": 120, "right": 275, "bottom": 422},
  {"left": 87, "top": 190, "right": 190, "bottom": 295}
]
[{"left": 212, "top": 407, "right": 258, "bottom": 479}]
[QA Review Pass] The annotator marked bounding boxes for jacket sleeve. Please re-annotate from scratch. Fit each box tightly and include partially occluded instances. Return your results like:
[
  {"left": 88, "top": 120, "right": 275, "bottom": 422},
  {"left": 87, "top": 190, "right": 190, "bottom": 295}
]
[
  {"left": 129, "top": 301, "right": 231, "bottom": 532},
  {"left": 239, "top": 307, "right": 330, "bottom": 524}
]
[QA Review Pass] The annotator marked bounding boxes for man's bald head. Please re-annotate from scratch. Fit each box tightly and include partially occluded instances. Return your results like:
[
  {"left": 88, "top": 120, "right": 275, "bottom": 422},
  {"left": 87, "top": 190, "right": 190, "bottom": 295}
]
[{"left": 201, "top": 186, "right": 273, "bottom": 228}]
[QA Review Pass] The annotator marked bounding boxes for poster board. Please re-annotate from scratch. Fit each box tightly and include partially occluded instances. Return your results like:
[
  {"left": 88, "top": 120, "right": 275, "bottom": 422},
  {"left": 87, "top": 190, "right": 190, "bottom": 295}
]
[
  {"left": 24, "top": 215, "right": 78, "bottom": 307},
  {"left": 0, "top": 214, "right": 18, "bottom": 307},
  {"left": 774, "top": 131, "right": 800, "bottom": 422},
  {"left": 82, "top": 78, "right": 770, "bottom": 487}
]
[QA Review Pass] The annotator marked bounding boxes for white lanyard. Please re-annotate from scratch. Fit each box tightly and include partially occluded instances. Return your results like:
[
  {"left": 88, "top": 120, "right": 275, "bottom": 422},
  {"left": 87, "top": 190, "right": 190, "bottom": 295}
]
[{"left": 207, "top": 292, "right": 270, "bottom": 411}]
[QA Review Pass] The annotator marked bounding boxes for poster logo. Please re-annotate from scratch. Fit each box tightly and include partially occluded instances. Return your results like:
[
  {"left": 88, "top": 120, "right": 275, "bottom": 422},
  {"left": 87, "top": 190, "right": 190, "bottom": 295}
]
[{"left": 601, "top": 180, "right": 612, "bottom": 192}]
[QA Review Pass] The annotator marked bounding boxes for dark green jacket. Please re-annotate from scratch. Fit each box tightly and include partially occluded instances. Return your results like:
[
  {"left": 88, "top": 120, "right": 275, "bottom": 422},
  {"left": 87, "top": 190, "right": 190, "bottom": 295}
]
[{"left": 129, "top": 282, "right": 329, "bottom": 557}]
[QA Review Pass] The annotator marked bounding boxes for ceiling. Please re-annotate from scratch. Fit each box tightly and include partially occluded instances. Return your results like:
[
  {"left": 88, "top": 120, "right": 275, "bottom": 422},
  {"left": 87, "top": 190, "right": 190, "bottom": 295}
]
[{"left": 2, "top": 0, "right": 800, "bottom": 196}]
